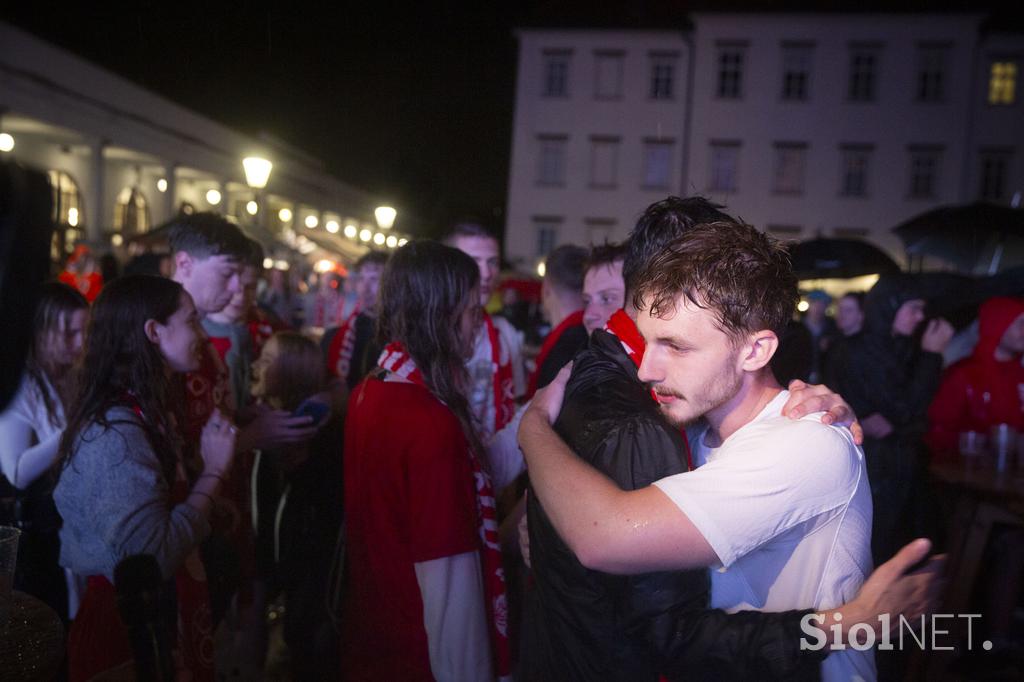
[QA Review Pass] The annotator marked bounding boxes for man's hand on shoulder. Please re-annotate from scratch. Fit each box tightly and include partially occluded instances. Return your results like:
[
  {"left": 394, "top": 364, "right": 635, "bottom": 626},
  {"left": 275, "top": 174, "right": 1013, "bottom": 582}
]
[{"left": 783, "top": 379, "right": 864, "bottom": 445}]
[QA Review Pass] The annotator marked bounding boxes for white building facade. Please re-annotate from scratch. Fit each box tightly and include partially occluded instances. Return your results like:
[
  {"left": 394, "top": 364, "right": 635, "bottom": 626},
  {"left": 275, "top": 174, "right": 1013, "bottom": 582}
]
[
  {"left": 505, "top": 13, "right": 1024, "bottom": 269},
  {"left": 0, "top": 22, "right": 408, "bottom": 266},
  {"left": 505, "top": 29, "right": 690, "bottom": 273}
]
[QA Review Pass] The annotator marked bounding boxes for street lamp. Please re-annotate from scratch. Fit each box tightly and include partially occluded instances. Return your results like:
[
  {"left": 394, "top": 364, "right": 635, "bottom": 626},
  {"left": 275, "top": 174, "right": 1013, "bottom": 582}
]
[
  {"left": 374, "top": 206, "right": 397, "bottom": 229},
  {"left": 0, "top": 133, "right": 13, "bottom": 153},
  {"left": 243, "top": 156, "right": 272, "bottom": 231}
]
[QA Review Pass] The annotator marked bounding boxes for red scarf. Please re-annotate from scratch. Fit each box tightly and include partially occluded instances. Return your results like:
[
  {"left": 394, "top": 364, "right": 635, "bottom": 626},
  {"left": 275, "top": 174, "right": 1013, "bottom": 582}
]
[
  {"left": 484, "top": 313, "right": 516, "bottom": 432},
  {"left": 377, "top": 342, "right": 512, "bottom": 677},
  {"left": 604, "top": 309, "right": 693, "bottom": 471},
  {"left": 326, "top": 308, "right": 360, "bottom": 380},
  {"left": 527, "top": 309, "right": 584, "bottom": 398},
  {"left": 68, "top": 400, "right": 215, "bottom": 682}
]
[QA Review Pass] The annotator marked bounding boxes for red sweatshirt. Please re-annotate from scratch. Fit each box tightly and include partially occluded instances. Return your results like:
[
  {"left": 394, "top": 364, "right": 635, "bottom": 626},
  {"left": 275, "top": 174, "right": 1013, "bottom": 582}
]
[{"left": 926, "top": 297, "right": 1024, "bottom": 459}]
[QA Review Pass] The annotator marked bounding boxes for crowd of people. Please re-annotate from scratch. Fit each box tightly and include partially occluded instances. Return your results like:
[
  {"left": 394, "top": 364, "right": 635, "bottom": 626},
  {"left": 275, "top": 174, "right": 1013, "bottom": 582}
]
[{"left": 2, "top": 193, "right": 1021, "bottom": 680}]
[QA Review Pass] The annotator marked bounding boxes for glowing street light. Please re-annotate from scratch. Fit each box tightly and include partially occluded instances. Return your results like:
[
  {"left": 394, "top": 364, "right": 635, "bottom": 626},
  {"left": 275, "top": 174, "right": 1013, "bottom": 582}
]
[
  {"left": 246, "top": 200, "right": 258, "bottom": 215},
  {"left": 0, "top": 133, "right": 14, "bottom": 153},
  {"left": 344, "top": 223, "right": 358, "bottom": 239},
  {"left": 242, "top": 157, "right": 273, "bottom": 189},
  {"left": 305, "top": 215, "right": 319, "bottom": 229},
  {"left": 262, "top": 257, "right": 274, "bottom": 269},
  {"left": 156, "top": 178, "right": 168, "bottom": 193},
  {"left": 385, "top": 235, "right": 398, "bottom": 248},
  {"left": 206, "top": 189, "right": 222, "bottom": 206},
  {"left": 278, "top": 207, "right": 293, "bottom": 223},
  {"left": 111, "top": 234, "right": 124, "bottom": 247},
  {"left": 359, "top": 228, "right": 372, "bottom": 243},
  {"left": 326, "top": 220, "right": 340, "bottom": 233},
  {"left": 374, "top": 206, "right": 397, "bottom": 229},
  {"left": 373, "top": 232, "right": 386, "bottom": 246},
  {"left": 67, "top": 207, "right": 79, "bottom": 227}
]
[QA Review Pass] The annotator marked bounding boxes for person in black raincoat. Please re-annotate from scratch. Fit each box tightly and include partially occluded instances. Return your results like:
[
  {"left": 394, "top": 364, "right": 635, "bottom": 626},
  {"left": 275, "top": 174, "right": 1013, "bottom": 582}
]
[{"left": 825, "top": 274, "right": 953, "bottom": 565}]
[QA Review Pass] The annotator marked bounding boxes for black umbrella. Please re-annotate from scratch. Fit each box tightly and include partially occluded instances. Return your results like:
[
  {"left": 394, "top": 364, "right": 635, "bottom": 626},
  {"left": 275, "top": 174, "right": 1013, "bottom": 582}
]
[
  {"left": 788, "top": 238, "right": 901, "bottom": 280},
  {"left": 892, "top": 201, "right": 1024, "bottom": 272}
]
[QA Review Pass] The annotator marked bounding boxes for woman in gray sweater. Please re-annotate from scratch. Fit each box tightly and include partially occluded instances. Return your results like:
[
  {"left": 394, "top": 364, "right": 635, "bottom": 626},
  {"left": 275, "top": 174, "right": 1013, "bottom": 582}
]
[{"left": 54, "top": 275, "right": 237, "bottom": 682}]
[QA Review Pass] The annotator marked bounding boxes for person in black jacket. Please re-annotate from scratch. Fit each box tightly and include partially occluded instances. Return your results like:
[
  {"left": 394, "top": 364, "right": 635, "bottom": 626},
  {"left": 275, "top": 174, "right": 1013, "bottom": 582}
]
[
  {"left": 524, "top": 197, "right": 837, "bottom": 681},
  {"left": 824, "top": 274, "right": 953, "bottom": 565}
]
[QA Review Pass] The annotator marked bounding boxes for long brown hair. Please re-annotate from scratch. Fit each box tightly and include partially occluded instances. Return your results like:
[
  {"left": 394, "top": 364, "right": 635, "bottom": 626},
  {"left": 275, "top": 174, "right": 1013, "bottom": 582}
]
[
  {"left": 59, "top": 275, "right": 187, "bottom": 481},
  {"left": 26, "top": 281, "right": 88, "bottom": 429},
  {"left": 376, "top": 240, "right": 484, "bottom": 456}
]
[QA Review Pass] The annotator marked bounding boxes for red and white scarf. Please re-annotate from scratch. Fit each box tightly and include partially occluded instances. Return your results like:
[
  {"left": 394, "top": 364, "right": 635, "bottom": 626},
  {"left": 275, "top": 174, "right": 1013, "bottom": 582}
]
[
  {"left": 604, "top": 309, "right": 693, "bottom": 471},
  {"left": 484, "top": 313, "right": 516, "bottom": 432},
  {"left": 377, "top": 342, "right": 512, "bottom": 677},
  {"left": 326, "top": 308, "right": 360, "bottom": 380}
]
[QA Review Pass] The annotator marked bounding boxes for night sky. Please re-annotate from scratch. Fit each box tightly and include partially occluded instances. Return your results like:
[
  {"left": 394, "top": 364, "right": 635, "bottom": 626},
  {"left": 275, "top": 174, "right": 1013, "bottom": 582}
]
[{"left": 3, "top": 2, "right": 1019, "bottom": 239}]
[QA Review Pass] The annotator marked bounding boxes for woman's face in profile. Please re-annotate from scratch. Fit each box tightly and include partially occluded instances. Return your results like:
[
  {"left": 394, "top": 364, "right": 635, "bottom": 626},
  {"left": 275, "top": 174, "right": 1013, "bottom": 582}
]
[{"left": 251, "top": 338, "right": 281, "bottom": 399}]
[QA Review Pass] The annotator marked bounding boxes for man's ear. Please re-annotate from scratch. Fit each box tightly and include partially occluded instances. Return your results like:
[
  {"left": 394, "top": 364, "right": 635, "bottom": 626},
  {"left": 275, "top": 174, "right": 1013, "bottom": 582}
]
[
  {"left": 740, "top": 330, "right": 779, "bottom": 372},
  {"left": 143, "top": 319, "right": 162, "bottom": 345},
  {"left": 174, "top": 251, "right": 193, "bottom": 279}
]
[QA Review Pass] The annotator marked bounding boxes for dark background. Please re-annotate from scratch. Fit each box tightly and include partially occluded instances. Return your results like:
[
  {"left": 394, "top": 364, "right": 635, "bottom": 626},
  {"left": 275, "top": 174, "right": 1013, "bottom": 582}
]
[{"left": 3, "top": 2, "right": 1020, "bottom": 239}]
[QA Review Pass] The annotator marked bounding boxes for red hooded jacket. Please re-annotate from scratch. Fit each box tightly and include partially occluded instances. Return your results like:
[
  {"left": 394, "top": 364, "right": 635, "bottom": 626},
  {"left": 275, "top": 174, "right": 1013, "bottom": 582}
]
[{"left": 926, "top": 297, "right": 1024, "bottom": 459}]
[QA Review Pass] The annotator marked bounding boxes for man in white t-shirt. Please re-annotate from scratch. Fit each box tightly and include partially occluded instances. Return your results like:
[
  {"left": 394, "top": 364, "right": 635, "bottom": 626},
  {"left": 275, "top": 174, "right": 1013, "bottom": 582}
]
[{"left": 519, "top": 221, "right": 896, "bottom": 681}]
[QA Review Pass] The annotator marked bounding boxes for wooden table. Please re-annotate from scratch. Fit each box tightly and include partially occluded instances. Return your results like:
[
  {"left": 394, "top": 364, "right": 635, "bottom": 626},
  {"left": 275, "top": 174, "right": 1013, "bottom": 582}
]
[{"left": 0, "top": 590, "right": 65, "bottom": 681}]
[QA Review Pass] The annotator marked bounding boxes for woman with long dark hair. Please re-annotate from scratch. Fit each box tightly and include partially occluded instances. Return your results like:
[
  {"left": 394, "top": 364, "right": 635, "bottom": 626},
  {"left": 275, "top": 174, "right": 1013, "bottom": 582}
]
[
  {"left": 341, "top": 241, "right": 510, "bottom": 681},
  {"left": 54, "top": 274, "right": 237, "bottom": 682},
  {"left": 0, "top": 281, "right": 88, "bottom": 622}
]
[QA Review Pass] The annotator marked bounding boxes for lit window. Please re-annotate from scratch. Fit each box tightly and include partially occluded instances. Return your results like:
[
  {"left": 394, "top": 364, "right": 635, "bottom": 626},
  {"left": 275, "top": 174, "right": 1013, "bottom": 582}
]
[
  {"left": 773, "top": 142, "right": 808, "bottom": 195},
  {"left": 594, "top": 51, "right": 624, "bottom": 99},
  {"left": 989, "top": 61, "right": 1017, "bottom": 105},
  {"left": 542, "top": 50, "right": 571, "bottom": 97}
]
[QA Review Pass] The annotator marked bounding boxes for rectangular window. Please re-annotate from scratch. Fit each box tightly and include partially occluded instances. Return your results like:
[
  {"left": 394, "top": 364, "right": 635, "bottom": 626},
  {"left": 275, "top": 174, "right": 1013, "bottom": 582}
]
[
  {"left": 716, "top": 43, "right": 747, "bottom": 99},
  {"left": 849, "top": 44, "right": 881, "bottom": 102},
  {"left": 542, "top": 50, "right": 571, "bottom": 97},
  {"left": 840, "top": 144, "right": 873, "bottom": 197},
  {"left": 916, "top": 43, "right": 949, "bottom": 102},
  {"left": 833, "top": 227, "right": 870, "bottom": 239},
  {"left": 781, "top": 42, "right": 813, "bottom": 101},
  {"left": 767, "top": 224, "right": 802, "bottom": 238},
  {"left": 989, "top": 61, "right": 1018, "bottom": 105},
  {"left": 650, "top": 51, "right": 679, "bottom": 100},
  {"left": 979, "top": 148, "right": 1013, "bottom": 201},
  {"left": 773, "top": 142, "right": 808, "bottom": 195},
  {"left": 585, "top": 218, "right": 615, "bottom": 246},
  {"left": 709, "top": 141, "right": 741, "bottom": 193},
  {"left": 589, "top": 136, "right": 620, "bottom": 188},
  {"left": 642, "top": 139, "right": 674, "bottom": 189},
  {"left": 594, "top": 50, "right": 624, "bottom": 99},
  {"left": 536, "top": 135, "right": 568, "bottom": 186},
  {"left": 907, "top": 145, "right": 943, "bottom": 199},
  {"left": 533, "top": 217, "right": 561, "bottom": 257}
]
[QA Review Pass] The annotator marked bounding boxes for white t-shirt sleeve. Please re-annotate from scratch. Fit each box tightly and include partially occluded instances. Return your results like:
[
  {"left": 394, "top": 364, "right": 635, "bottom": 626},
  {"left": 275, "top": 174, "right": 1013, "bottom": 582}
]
[
  {"left": 654, "top": 418, "right": 861, "bottom": 568},
  {"left": 415, "top": 551, "right": 493, "bottom": 681},
  {"left": 485, "top": 402, "right": 528, "bottom": 490}
]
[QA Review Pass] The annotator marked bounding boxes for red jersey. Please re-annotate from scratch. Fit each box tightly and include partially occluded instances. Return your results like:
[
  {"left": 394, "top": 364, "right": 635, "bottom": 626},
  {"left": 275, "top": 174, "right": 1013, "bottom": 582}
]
[{"left": 341, "top": 378, "right": 479, "bottom": 681}]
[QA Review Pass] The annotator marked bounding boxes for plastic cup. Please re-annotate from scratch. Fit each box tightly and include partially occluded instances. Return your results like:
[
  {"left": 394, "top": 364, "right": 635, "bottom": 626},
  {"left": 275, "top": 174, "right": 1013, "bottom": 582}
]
[{"left": 0, "top": 526, "right": 20, "bottom": 625}]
